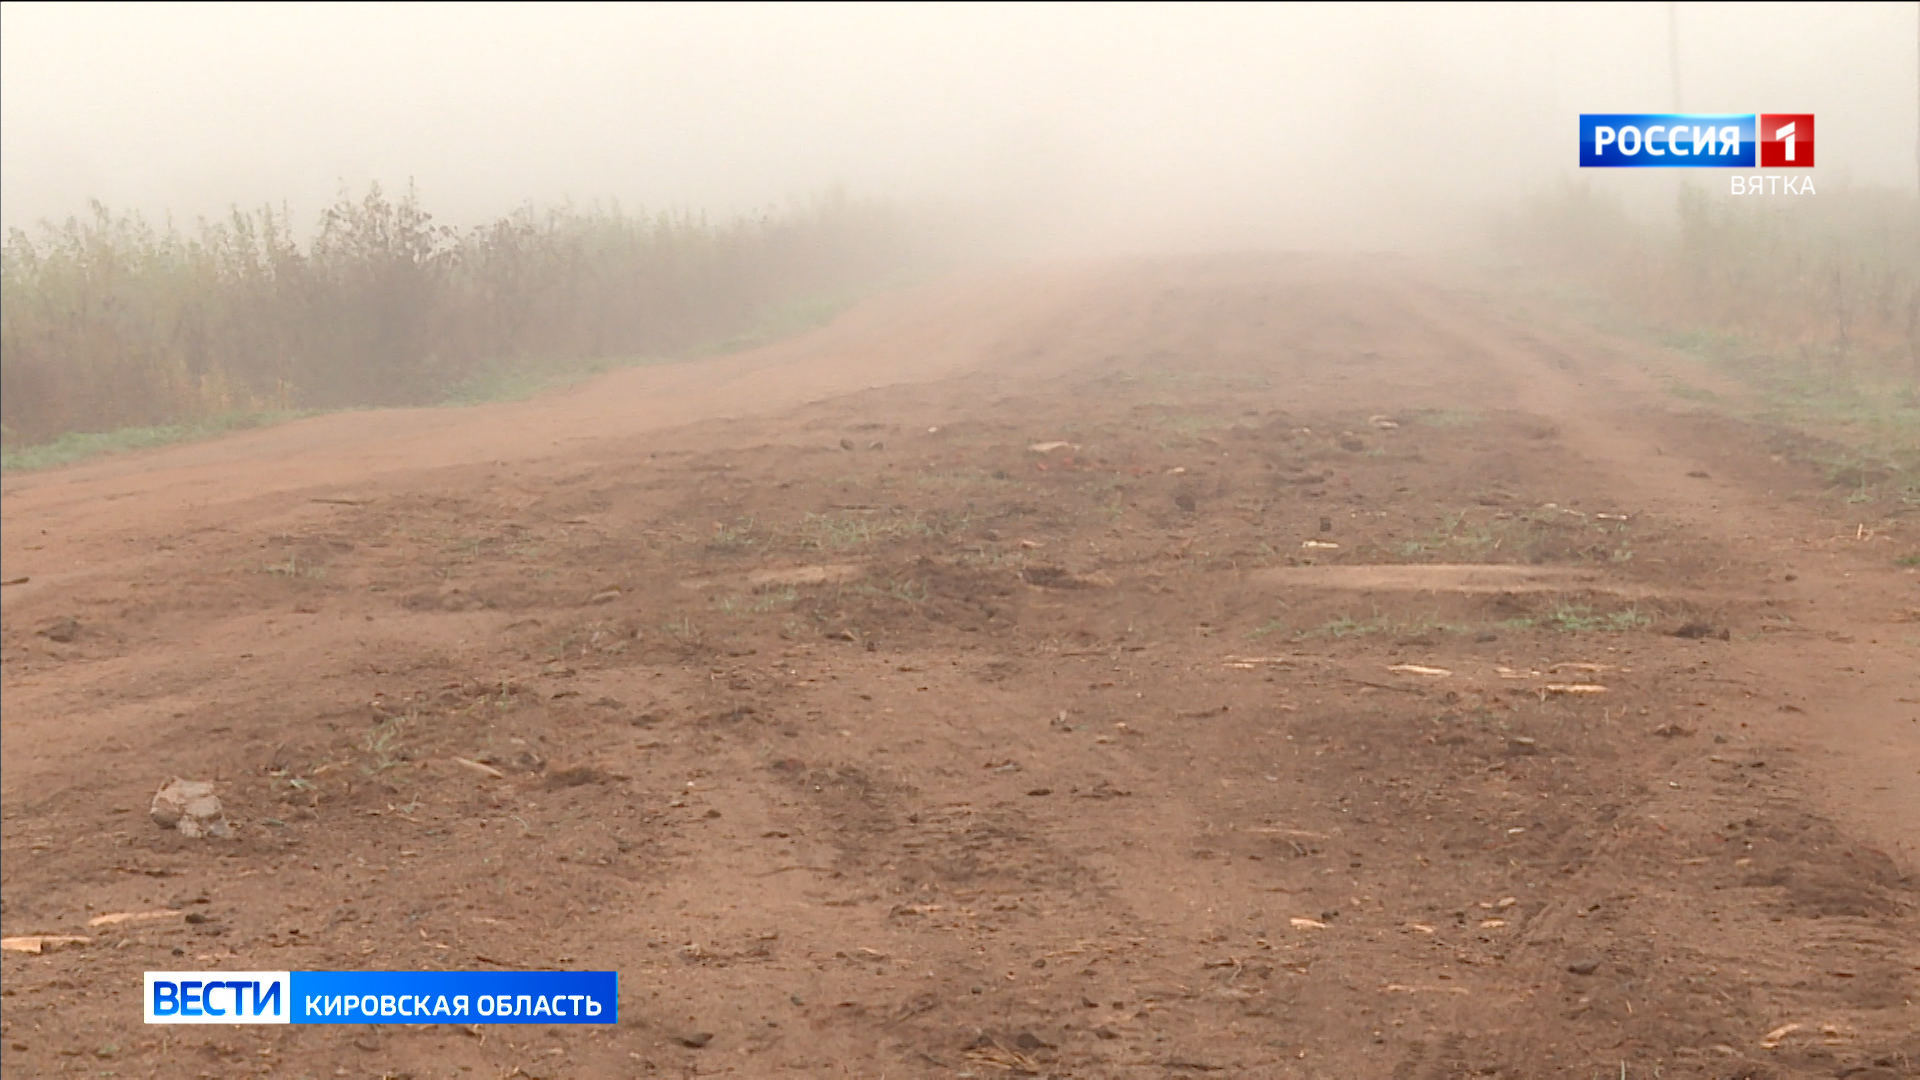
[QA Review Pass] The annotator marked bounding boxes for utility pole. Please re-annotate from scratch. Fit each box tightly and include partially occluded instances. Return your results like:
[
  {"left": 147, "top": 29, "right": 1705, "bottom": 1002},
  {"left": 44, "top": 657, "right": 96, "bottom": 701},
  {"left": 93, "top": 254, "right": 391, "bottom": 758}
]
[
  {"left": 1666, "top": 2, "right": 1681, "bottom": 111},
  {"left": 1668, "top": 1, "right": 1682, "bottom": 111},
  {"left": 1668, "top": 1, "right": 1688, "bottom": 217}
]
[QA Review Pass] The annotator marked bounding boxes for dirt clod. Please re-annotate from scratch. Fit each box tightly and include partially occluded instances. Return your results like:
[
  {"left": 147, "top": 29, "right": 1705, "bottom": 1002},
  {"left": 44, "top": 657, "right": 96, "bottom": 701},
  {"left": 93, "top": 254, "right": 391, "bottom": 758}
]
[
  {"left": 1013, "top": 1032, "right": 1050, "bottom": 1051},
  {"left": 148, "top": 778, "right": 229, "bottom": 838}
]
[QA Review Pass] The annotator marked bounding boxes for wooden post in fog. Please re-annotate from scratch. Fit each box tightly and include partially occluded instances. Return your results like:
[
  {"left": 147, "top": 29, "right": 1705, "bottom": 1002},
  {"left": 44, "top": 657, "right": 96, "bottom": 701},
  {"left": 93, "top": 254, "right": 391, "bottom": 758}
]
[{"left": 1668, "top": 1, "right": 1682, "bottom": 111}]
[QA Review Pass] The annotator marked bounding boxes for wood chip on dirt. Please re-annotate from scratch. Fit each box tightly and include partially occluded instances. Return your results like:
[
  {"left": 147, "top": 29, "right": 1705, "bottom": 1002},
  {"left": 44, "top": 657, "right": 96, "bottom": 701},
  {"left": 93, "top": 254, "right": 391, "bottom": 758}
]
[{"left": 2, "top": 936, "right": 90, "bottom": 954}]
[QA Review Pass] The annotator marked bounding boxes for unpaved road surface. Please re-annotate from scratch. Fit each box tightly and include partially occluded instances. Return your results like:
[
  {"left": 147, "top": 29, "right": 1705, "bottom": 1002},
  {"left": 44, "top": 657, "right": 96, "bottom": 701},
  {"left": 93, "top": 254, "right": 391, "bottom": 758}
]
[{"left": 4, "top": 255, "right": 1916, "bottom": 1077}]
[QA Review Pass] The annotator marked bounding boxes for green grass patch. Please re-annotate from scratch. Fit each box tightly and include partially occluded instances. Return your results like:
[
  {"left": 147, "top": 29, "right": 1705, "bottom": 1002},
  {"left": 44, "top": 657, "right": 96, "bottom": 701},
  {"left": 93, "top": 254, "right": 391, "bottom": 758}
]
[
  {"left": 1411, "top": 408, "right": 1482, "bottom": 429},
  {"left": 793, "top": 510, "right": 939, "bottom": 551},
  {"left": 360, "top": 711, "right": 414, "bottom": 777},
  {"left": 914, "top": 468, "right": 1029, "bottom": 493},
  {"left": 1164, "top": 414, "right": 1226, "bottom": 439},
  {"left": 1260, "top": 605, "right": 1648, "bottom": 640},
  {"left": 688, "top": 293, "right": 861, "bottom": 357},
  {"left": 854, "top": 579, "right": 929, "bottom": 605},
  {"left": 704, "top": 509, "right": 954, "bottom": 554},
  {"left": 444, "top": 292, "right": 862, "bottom": 407},
  {"left": 1541, "top": 604, "right": 1649, "bottom": 633},
  {"left": 706, "top": 518, "right": 762, "bottom": 551},
  {"left": 713, "top": 587, "right": 799, "bottom": 615},
  {"left": 441, "top": 353, "right": 666, "bottom": 406},
  {"left": 4, "top": 289, "right": 872, "bottom": 471},
  {"left": 1662, "top": 379, "right": 1723, "bottom": 404},
  {"left": 1395, "top": 510, "right": 1567, "bottom": 562},
  {"left": 1489, "top": 183, "right": 1920, "bottom": 509},
  {"left": 1289, "top": 613, "right": 1471, "bottom": 640},
  {"left": 1, "top": 409, "right": 313, "bottom": 472},
  {"left": 263, "top": 554, "right": 328, "bottom": 581}
]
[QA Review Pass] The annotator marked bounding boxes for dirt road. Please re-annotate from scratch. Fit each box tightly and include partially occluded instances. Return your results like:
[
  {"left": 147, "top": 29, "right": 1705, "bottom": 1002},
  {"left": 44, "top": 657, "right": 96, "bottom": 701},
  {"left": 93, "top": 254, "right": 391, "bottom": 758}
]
[{"left": 3, "top": 255, "right": 1915, "bottom": 1077}]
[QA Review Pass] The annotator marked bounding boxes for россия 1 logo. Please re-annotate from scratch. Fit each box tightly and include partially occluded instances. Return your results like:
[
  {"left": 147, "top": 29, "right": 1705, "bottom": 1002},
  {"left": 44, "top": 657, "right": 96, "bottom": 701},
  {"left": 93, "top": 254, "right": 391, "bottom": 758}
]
[
  {"left": 1757, "top": 114, "right": 1814, "bottom": 167},
  {"left": 1579, "top": 114, "right": 1814, "bottom": 168}
]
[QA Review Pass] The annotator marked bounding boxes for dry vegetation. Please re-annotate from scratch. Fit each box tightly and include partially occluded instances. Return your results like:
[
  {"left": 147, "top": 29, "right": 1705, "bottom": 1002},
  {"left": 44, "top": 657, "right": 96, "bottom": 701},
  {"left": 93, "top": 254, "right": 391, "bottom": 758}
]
[
  {"left": 0, "top": 185, "right": 927, "bottom": 451},
  {"left": 1492, "top": 184, "right": 1920, "bottom": 539},
  {"left": 1501, "top": 183, "right": 1920, "bottom": 418}
]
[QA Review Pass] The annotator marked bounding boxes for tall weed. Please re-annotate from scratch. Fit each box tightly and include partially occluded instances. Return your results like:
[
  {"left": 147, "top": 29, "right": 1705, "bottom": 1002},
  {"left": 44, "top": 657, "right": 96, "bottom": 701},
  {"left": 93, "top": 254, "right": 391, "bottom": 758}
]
[{"left": 1, "top": 185, "right": 928, "bottom": 447}]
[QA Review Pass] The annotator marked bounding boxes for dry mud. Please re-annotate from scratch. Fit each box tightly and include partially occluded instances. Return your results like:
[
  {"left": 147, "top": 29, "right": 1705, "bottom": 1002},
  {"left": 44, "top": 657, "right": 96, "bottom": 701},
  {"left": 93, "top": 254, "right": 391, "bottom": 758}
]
[{"left": 3, "top": 256, "right": 1916, "bottom": 1077}]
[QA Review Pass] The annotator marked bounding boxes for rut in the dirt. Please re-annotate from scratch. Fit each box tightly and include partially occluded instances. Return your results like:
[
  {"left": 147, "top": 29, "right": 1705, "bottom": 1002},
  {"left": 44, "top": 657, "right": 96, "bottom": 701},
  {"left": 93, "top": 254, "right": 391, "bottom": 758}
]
[{"left": 3, "top": 257, "right": 1915, "bottom": 1078}]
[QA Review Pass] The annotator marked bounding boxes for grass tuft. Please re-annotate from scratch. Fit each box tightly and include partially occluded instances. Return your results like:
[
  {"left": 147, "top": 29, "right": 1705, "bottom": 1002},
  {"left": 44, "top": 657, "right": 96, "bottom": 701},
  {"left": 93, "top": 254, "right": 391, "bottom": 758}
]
[
  {"left": 1540, "top": 604, "right": 1649, "bottom": 633},
  {"left": 1, "top": 410, "right": 310, "bottom": 472}
]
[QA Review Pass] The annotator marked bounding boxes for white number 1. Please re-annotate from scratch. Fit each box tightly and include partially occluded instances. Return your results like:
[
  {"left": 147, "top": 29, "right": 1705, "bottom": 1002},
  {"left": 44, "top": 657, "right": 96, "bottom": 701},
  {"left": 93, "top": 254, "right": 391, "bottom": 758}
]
[{"left": 1776, "top": 122, "right": 1796, "bottom": 162}]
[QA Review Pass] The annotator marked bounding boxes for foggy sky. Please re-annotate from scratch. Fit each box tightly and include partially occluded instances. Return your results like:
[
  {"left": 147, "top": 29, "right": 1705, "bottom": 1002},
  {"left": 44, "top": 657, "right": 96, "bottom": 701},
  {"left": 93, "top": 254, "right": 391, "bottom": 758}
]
[{"left": 3, "top": 2, "right": 1916, "bottom": 249}]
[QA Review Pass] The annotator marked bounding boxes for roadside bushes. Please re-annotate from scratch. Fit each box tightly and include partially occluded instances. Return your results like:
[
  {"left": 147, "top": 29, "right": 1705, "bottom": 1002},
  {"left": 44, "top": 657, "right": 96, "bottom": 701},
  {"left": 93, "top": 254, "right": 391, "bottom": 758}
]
[
  {"left": 1499, "top": 180, "right": 1920, "bottom": 394},
  {"left": 0, "top": 184, "right": 925, "bottom": 445}
]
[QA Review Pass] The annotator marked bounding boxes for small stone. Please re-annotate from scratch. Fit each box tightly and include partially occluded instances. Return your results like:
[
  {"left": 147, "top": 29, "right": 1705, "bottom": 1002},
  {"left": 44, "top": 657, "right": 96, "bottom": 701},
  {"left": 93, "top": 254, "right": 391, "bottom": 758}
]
[
  {"left": 151, "top": 779, "right": 230, "bottom": 839},
  {"left": 676, "top": 1032, "right": 713, "bottom": 1049},
  {"left": 39, "top": 616, "right": 80, "bottom": 643},
  {"left": 1567, "top": 960, "right": 1599, "bottom": 976},
  {"left": 839, "top": 439, "right": 855, "bottom": 451},
  {"left": 1093, "top": 1026, "right": 1119, "bottom": 1040}
]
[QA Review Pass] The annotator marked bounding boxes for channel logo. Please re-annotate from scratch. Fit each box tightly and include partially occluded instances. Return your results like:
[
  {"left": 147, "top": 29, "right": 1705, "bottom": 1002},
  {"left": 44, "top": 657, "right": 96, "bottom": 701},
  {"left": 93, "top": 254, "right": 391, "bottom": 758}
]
[
  {"left": 146, "top": 970, "right": 618, "bottom": 1025},
  {"left": 1579, "top": 114, "right": 1813, "bottom": 168},
  {"left": 145, "top": 972, "right": 287, "bottom": 1025},
  {"left": 1758, "top": 113, "right": 1814, "bottom": 167}
]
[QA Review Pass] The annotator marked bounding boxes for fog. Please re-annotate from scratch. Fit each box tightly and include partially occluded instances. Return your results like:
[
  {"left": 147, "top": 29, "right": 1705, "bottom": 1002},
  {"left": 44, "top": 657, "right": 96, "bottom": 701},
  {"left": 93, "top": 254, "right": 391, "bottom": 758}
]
[{"left": 3, "top": 2, "right": 1915, "bottom": 250}]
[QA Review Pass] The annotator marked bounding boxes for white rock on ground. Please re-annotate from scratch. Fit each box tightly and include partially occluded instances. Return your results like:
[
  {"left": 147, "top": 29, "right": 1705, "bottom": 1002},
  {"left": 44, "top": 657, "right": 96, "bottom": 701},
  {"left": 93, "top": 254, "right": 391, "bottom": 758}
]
[{"left": 150, "top": 778, "right": 231, "bottom": 839}]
